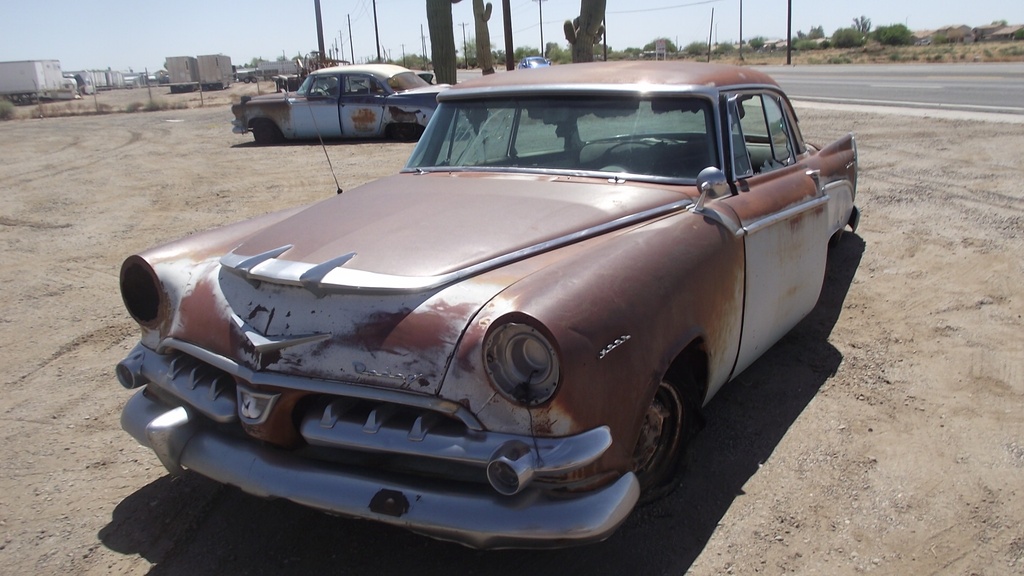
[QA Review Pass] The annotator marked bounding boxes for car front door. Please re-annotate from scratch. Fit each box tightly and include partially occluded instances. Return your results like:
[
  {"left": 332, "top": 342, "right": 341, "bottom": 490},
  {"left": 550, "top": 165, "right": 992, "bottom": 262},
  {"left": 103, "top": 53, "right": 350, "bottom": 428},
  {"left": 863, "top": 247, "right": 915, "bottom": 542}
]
[
  {"left": 290, "top": 74, "right": 343, "bottom": 138},
  {"left": 339, "top": 74, "right": 387, "bottom": 138},
  {"left": 720, "top": 91, "right": 830, "bottom": 378}
]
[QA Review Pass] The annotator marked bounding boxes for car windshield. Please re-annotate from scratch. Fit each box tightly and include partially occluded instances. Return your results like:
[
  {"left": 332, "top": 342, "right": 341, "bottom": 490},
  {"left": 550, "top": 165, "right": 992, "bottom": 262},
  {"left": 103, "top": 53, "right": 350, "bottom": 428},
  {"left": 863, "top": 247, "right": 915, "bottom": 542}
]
[
  {"left": 406, "top": 96, "right": 717, "bottom": 181},
  {"left": 388, "top": 71, "right": 431, "bottom": 91}
]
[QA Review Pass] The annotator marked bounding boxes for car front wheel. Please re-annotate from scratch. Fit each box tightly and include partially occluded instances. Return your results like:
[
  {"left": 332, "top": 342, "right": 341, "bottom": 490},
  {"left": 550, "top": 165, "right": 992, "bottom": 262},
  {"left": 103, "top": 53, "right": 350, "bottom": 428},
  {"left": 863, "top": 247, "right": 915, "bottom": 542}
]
[
  {"left": 632, "top": 378, "right": 692, "bottom": 501},
  {"left": 251, "top": 119, "right": 283, "bottom": 145}
]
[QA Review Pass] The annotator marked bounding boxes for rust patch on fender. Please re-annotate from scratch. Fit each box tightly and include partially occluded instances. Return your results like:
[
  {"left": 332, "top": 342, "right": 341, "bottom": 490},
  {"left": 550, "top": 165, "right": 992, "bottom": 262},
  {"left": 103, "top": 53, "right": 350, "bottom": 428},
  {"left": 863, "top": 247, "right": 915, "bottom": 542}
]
[{"left": 388, "top": 106, "right": 421, "bottom": 123}]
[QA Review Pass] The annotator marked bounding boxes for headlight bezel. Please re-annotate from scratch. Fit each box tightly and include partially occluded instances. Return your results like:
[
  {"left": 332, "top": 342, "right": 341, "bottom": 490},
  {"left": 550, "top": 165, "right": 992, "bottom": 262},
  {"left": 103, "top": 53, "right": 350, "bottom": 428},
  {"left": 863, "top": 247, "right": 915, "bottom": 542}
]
[
  {"left": 483, "top": 317, "right": 561, "bottom": 407},
  {"left": 120, "top": 255, "right": 164, "bottom": 327}
]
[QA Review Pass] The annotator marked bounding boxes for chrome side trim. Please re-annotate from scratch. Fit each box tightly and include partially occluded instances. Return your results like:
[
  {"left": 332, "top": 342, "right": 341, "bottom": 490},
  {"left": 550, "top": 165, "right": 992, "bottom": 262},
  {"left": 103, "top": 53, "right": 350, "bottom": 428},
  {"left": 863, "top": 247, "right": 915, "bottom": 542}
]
[
  {"left": 220, "top": 199, "right": 694, "bottom": 295},
  {"left": 121, "top": 390, "right": 640, "bottom": 549},
  {"left": 742, "top": 195, "right": 829, "bottom": 236}
]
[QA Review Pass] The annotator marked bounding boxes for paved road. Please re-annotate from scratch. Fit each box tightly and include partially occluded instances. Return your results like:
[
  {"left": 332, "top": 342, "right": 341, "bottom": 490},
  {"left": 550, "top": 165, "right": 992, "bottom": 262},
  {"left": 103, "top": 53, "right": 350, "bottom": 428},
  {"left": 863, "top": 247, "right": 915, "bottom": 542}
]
[{"left": 760, "top": 62, "right": 1024, "bottom": 115}]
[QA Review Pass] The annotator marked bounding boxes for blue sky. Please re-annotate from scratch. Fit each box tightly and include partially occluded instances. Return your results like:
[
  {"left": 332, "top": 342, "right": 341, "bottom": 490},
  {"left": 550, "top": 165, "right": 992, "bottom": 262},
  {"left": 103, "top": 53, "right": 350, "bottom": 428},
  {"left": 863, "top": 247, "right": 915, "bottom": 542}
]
[{"left": 1, "top": 1, "right": 1021, "bottom": 72}]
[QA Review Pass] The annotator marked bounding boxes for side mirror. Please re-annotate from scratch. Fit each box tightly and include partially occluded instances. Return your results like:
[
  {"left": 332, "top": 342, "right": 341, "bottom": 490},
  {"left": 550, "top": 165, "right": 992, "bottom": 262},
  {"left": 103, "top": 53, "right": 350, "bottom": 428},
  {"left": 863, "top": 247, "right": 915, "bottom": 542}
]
[{"left": 695, "top": 166, "right": 729, "bottom": 211}]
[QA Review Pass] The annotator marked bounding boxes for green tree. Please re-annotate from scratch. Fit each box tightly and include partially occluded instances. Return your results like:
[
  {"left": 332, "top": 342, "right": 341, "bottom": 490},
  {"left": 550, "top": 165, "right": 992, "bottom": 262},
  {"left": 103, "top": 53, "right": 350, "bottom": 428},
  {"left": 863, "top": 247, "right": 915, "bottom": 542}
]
[
  {"left": 546, "top": 43, "right": 571, "bottom": 64},
  {"left": 714, "top": 42, "right": 735, "bottom": 55},
  {"left": 874, "top": 24, "right": 913, "bottom": 46},
  {"left": 684, "top": 41, "right": 707, "bottom": 56},
  {"left": 808, "top": 26, "right": 825, "bottom": 40},
  {"left": 643, "top": 38, "right": 678, "bottom": 53},
  {"left": 832, "top": 27, "right": 866, "bottom": 48},
  {"left": 748, "top": 36, "right": 766, "bottom": 50}
]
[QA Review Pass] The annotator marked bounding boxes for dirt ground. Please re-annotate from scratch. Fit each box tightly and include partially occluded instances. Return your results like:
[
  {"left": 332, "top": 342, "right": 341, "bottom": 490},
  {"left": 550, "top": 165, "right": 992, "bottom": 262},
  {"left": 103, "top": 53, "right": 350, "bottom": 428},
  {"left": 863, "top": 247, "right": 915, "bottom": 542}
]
[{"left": 0, "top": 83, "right": 1022, "bottom": 575}]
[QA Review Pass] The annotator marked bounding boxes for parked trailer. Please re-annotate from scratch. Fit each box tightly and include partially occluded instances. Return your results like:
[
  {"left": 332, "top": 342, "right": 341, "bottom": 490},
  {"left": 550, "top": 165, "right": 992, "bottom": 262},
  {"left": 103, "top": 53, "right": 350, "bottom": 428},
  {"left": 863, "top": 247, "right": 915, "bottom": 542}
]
[
  {"left": 165, "top": 56, "right": 199, "bottom": 93},
  {"left": 0, "top": 60, "right": 77, "bottom": 104},
  {"left": 197, "top": 54, "right": 232, "bottom": 90}
]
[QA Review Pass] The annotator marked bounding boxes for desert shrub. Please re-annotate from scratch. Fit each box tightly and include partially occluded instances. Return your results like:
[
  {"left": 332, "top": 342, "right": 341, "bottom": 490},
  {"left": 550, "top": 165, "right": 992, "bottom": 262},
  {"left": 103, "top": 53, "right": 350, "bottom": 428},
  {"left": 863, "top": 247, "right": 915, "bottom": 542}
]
[
  {"left": 832, "top": 27, "right": 865, "bottom": 48},
  {"left": 0, "top": 99, "right": 15, "bottom": 120},
  {"left": 827, "top": 56, "right": 852, "bottom": 64},
  {"left": 874, "top": 24, "right": 913, "bottom": 46},
  {"left": 125, "top": 102, "right": 144, "bottom": 113}
]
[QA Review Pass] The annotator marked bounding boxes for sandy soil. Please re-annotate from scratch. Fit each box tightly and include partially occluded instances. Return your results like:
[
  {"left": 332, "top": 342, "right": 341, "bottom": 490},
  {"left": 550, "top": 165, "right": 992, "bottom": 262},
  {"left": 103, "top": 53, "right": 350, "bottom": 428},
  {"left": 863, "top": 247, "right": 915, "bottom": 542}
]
[{"left": 0, "top": 85, "right": 1021, "bottom": 575}]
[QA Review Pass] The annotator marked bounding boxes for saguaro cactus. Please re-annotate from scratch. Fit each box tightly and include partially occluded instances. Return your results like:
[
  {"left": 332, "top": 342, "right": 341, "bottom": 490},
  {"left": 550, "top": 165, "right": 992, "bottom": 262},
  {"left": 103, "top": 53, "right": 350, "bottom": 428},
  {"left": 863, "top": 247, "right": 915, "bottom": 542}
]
[
  {"left": 427, "top": 0, "right": 463, "bottom": 85},
  {"left": 563, "top": 0, "right": 606, "bottom": 62},
  {"left": 473, "top": 0, "right": 495, "bottom": 75}
]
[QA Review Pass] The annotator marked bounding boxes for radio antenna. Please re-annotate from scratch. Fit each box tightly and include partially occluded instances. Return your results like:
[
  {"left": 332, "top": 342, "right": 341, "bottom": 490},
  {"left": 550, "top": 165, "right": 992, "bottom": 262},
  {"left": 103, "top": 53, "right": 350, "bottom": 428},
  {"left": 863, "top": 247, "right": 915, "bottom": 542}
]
[{"left": 306, "top": 99, "right": 343, "bottom": 195}]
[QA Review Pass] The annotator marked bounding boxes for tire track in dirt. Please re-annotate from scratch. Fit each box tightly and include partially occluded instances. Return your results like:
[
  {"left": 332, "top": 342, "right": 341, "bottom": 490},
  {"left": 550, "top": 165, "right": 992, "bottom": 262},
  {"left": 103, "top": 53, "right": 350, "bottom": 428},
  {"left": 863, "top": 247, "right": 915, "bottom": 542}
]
[{"left": 6, "top": 129, "right": 144, "bottom": 188}]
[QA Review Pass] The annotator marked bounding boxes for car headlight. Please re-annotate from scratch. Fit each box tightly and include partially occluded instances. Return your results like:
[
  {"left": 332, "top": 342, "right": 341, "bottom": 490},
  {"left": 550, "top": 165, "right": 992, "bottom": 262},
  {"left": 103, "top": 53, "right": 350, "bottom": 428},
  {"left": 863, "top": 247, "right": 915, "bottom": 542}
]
[
  {"left": 120, "top": 255, "right": 164, "bottom": 326},
  {"left": 484, "top": 321, "right": 560, "bottom": 406}
]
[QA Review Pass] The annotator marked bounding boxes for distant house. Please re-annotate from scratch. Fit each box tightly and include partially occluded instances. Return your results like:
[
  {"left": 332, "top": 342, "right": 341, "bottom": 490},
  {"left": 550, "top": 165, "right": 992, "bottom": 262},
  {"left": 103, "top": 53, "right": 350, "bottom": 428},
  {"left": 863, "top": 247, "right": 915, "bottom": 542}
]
[
  {"left": 974, "top": 24, "right": 1023, "bottom": 41},
  {"left": 938, "top": 25, "right": 974, "bottom": 43},
  {"left": 912, "top": 30, "right": 936, "bottom": 45}
]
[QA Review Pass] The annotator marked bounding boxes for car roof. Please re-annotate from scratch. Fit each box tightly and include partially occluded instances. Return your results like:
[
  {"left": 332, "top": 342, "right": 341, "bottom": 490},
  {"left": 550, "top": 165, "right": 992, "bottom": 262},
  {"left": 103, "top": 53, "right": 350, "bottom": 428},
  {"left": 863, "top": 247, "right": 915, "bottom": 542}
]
[
  {"left": 312, "top": 64, "right": 417, "bottom": 78},
  {"left": 440, "top": 61, "right": 780, "bottom": 100}
]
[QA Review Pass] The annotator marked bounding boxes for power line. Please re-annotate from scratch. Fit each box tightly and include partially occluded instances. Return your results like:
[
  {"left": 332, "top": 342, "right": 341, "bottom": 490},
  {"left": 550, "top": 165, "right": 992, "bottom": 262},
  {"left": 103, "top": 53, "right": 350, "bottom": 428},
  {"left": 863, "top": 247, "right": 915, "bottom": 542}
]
[{"left": 609, "top": 0, "right": 724, "bottom": 15}]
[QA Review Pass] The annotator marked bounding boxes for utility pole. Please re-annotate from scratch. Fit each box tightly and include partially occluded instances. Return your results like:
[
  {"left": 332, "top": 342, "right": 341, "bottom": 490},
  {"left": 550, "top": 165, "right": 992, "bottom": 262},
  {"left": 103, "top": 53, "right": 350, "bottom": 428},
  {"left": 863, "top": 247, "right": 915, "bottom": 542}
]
[
  {"left": 401, "top": 44, "right": 407, "bottom": 68},
  {"left": 786, "top": 0, "right": 792, "bottom": 65},
  {"left": 372, "top": 0, "right": 382, "bottom": 62},
  {"left": 339, "top": 29, "right": 345, "bottom": 62},
  {"left": 460, "top": 22, "right": 469, "bottom": 69},
  {"left": 421, "top": 25, "right": 428, "bottom": 68},
  {"left": 534, "top": 0, "right": 546, "bottom": 57},
  {"left": 707, "top": 8, "right": 714, "bottom": 63},
  {"left": 348, "top": 15, "right": 355, "bottom": 64},
  {"left": 315, "top": 0, "right": 326, "bottom": 66},
  {"left": 739, "top": 0, "right": 744, "bottom": 60},
  {"left": 502, "top": 0, "right": 514, "bottom": 70}
]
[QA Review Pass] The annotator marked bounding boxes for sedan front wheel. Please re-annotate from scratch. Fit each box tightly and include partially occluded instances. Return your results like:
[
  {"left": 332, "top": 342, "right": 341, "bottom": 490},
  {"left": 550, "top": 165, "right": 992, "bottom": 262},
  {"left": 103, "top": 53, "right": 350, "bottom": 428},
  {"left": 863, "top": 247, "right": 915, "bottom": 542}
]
[{"left": 632, "top": 379, "right": 690, "bottom": 501}]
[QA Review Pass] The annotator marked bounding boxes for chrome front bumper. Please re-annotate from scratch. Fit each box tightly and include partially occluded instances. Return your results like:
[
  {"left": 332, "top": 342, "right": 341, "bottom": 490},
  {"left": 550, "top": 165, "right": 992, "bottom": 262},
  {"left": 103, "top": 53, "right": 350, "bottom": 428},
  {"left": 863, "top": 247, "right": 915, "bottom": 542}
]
[{"left": 120, "top": 385, "right": 640, "bottom": 549}]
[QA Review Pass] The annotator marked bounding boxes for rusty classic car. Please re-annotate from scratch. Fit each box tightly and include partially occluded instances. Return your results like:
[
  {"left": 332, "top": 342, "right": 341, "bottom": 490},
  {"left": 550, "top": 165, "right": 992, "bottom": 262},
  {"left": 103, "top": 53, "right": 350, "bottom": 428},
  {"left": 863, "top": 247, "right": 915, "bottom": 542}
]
[
  {"left": 231, "top": 64, "right": 445, "bottom": 144},
  {"left": 116, "top": 61, "right": 858, "bottom": 548}
]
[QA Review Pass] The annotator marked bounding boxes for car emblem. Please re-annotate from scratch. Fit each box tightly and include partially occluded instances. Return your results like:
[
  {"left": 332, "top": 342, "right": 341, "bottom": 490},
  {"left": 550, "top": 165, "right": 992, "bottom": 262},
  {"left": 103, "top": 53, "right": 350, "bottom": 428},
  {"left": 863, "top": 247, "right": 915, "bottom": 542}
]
[
  {"left": 231, "top": 313, "right": 331, "bottom": 354},
  {"left": 598, "top": 334, "right": 632, "bottom": 359},
  {"left": 236, "top": 386, "right": 279, "bottom": 425}
]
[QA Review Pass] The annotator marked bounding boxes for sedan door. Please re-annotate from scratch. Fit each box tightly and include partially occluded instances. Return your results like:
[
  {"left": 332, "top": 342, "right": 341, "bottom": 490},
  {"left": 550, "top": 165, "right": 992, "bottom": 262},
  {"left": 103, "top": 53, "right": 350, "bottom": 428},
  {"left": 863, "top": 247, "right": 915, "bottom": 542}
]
[
  {"left": 289, "top": 74, "right": 343, "bottom": 138},
  {"left": 719, "top": 91, "right": 830, "bottom": 378},
  {"left": 339, "top": 74, "right": 387, "bottom": 138}
]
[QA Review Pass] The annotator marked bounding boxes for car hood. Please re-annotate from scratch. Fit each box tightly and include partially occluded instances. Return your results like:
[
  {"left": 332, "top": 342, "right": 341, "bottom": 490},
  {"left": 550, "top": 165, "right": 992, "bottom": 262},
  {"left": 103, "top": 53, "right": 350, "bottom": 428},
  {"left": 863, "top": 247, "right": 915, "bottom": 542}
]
[
  {"left": 225, "top": 172, "right": 687, "bottom": 281},
  {"left": 160, "top": 173, "right": 692, "bottom": 396}
]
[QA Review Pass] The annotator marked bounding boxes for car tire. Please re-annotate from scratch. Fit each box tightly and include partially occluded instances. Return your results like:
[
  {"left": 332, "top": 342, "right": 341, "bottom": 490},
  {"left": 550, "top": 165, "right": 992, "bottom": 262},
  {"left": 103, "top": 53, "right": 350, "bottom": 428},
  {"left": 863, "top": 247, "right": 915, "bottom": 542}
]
[
  {"left": 828, "top": 227, "right": 844, "bottom": 249},
  {"left": 632, "top": 376, "right": 698, "bottom": 502},
  {"left": 251, "top": 119, "right": 283, "bottom": 145},
  {"left": 387, "top": 123, "right": 425, "bottom": 142}
]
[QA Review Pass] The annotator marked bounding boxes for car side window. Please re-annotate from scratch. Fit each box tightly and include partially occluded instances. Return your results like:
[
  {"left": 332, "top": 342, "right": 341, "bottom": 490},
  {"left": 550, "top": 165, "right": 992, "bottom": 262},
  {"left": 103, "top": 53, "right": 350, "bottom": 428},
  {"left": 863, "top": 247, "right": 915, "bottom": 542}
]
[
  {"left": 309, "top": 75, "right": 339, "bottom": 98},
  {"left": 343, "top": 75, "right": 377, "bottom": 96},
  {"left": 727, "top": 96, "right": 753, "bottom": 179},
  {"left": 735, "top": 93, "right": 795, "bottom": 174}
]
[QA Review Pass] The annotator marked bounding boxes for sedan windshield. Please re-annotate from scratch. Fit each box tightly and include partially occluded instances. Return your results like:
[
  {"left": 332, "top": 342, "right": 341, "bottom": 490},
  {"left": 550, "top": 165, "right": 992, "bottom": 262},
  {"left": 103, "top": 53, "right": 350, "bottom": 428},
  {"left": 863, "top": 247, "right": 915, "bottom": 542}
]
[{"left": 406, "top": 96, "right": 717, "bottom": 181}]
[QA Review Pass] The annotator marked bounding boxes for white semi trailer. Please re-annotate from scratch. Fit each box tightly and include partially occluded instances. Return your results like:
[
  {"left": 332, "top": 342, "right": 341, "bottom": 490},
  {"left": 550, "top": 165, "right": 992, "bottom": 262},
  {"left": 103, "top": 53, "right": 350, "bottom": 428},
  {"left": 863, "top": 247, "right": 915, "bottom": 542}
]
[{"left": 0, "top": 60, "right": 77, "bottom": 104}]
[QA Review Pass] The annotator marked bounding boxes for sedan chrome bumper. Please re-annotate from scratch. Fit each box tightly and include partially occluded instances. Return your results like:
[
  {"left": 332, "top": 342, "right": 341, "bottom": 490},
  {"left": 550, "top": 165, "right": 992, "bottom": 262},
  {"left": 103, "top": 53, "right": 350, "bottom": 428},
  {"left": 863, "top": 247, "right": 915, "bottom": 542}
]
[{"left": 120, "top": 389, "right": 640, "bottom": 549}]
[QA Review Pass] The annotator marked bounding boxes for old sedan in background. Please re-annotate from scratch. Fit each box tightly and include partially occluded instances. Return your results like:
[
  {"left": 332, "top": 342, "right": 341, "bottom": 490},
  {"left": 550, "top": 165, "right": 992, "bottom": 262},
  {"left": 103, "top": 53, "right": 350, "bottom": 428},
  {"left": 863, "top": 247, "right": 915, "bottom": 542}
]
[
  {"left": 231, "top": 64, "right": 446, "bottom": 144},
  {"left": 117, "top": 61, "right": 858, "bottom": 549}
]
